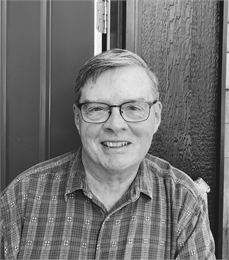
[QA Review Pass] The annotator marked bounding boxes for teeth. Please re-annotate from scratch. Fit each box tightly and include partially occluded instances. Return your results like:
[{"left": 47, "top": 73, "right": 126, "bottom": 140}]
[{"left": 103, "top": 141, "right": 129, "bottom": 148}]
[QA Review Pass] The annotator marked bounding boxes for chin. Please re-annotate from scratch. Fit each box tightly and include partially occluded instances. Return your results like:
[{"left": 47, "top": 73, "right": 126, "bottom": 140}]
[{"left": 104, "top": 158, "right": 138, "bottom": 172}]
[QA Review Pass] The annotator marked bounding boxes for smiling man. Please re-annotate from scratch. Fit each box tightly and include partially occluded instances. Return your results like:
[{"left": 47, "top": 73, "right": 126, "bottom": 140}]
[
  {"left": 73, "top": 64, "right": 161, "bottom": 211},
  {"left": 1, "top": 49, "right": 215, "bottom": 259}
]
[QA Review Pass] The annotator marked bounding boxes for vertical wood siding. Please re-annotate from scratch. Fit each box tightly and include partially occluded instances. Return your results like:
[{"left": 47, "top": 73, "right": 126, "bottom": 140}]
[{"left": 139, "top": 0, "right": 222, "bottom": 252}]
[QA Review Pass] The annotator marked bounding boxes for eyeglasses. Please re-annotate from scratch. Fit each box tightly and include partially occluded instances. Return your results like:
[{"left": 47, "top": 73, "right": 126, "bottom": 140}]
[{"left": 77, "top": 100, "right": 158, "bottom": 124}]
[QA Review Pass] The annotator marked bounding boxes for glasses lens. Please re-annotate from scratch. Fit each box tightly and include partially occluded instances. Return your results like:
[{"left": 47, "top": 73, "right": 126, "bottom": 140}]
[
  {"left": 121, "top": 101, "right": 149, "bottom": 122},
  {"left": 81, "top": 103, "right": 109, "bottom": 122}
]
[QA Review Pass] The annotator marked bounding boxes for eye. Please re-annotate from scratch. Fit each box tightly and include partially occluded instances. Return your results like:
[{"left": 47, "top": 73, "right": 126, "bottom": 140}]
[
  {"left": 124, "top": 103, "right": 143, "bottom": 111},
  {"left": 89, "top": 106, "right": 104, "bottom": 112},
  {"left": 83, "top": 103, "right": 109, "bottom": 114},
  {"left": 128, "top": 105, "right": 140, "bottom": 110}
]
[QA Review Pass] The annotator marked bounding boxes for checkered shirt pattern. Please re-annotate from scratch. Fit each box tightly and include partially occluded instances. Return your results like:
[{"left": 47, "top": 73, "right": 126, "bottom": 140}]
[{"left": 1, "top": 148, "right": 215, "bottom": 259}]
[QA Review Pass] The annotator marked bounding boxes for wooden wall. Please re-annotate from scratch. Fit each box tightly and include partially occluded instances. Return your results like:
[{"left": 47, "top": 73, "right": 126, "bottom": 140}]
[{"left": 127, "top": 0, "right": 226, "bottom": 257}]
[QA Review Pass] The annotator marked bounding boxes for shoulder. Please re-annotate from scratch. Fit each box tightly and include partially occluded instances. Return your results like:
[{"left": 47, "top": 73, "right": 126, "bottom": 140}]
[
  {"left": 1, "top": 150, "right": 78, "bottom": 202},
  {"left": 144, "top": 153, "right": 201, "bottom": 202},
  {"left": 143, "top": 154, "right": 210, "bottom": 228}
]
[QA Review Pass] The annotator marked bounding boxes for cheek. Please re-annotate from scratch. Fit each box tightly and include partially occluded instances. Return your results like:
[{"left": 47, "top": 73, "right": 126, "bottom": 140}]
[
  {"left": 80, "top": 126, "right": 91, "bottom": 144},
  {"left": 133, "top": 121, "right": 155, "bottom": 141},
  {"left": 137, "top": 122, "right": 156, "bottom": 147},
  {"left": 141, "top": 130, "right": 155, "bottom": 154},
  {"left": 129, "top": 127, "right": 154, "bottom": 155},
  {"left": 79, "top": 123, "right": 100, "bottom": 146}
]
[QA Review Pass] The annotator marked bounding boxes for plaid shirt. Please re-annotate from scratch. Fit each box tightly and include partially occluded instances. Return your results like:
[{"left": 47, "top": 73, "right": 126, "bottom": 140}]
[{"left": 1, "top": 148, "right": 215, "bottom": 259}]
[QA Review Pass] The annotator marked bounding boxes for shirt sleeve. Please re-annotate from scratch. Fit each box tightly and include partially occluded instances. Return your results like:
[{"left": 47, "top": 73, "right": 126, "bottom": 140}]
[
  {"left": 0, "top": 211, "right": 6, "bottom": 259},
  {"left": 1, "top": 192, "right": 10, "bottom": 259},
  {"left": 175, "top": 194, "right": 216, "bottom": 259},
  {"left": 0, "top": 183, "right": 24, "bottom": 259}
]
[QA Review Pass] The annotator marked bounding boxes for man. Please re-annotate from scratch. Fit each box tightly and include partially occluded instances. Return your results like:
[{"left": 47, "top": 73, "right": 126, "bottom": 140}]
[{"left": 1, "top": 49, "right": 215, "bottom": 259}]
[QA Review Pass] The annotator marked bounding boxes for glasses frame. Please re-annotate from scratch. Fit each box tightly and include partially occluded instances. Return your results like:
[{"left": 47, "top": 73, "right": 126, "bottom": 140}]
[{"left": 77, "top": 100, "right": 158, "bottom": 124}]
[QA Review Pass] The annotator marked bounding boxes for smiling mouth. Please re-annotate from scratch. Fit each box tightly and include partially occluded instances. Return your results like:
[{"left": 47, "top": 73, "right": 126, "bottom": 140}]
[{"left": 102, "top": 141, "right": 131, "bottom": 148}]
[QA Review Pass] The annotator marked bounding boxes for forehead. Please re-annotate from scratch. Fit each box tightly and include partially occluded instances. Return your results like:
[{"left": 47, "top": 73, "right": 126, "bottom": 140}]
[{"left": 80, "top": 67, "right": 154, "bottom": 102}]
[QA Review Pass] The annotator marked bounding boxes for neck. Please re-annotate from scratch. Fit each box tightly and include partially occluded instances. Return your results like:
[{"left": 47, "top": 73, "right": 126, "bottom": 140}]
[
  {"left": 85, "top": 169, "right": 137, "bottom": 212},
  {"left": 82, "top": 156, "right": 140, "bottom": 212},
  {"left": 81, "top": 148, "right": 140, "bottom": 186}
]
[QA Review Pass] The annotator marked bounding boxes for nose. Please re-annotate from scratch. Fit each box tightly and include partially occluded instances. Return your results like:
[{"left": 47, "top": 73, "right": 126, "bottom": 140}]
[{"left": 103, "top": 107, "right": 128, "bottom": 132}]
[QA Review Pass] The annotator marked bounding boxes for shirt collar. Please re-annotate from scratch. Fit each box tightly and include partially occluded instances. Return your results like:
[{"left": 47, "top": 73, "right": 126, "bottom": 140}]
[
  {"left": 64, "top": 147, "right": 91, "bottom": 201},
  {"left": 64, "top": 148, "right": 153, "bottom": 201},
  {"left": 129, "top": 158, "right": 153, "bottom": 200}
]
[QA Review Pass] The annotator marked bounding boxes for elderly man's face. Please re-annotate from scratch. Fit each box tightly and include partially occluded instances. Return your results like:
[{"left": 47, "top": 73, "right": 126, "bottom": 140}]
[{"left": 74, "top": 67, "right": 161, "bottom": 174}]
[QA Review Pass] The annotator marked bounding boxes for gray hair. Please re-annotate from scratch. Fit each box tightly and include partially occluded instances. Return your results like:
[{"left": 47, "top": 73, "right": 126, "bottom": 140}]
[{"left": 74, "top": 48, "right": 159, "bottom": 104}]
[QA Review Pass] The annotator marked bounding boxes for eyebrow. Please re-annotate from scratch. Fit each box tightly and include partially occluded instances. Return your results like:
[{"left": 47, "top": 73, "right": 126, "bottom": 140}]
[{"left": 81, "top": 98, "right": 148, "bottom": 104}]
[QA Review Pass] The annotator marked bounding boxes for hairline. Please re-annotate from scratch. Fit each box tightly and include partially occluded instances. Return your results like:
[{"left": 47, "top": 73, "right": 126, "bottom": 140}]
[{"left": 75, "top": 65, "right": 159, "bottom": 104}]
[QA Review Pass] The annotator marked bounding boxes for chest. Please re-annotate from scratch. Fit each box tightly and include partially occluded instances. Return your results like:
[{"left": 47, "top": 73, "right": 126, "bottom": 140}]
[{"left": 17, "top": 191, "right": 177, "bottom": 259}]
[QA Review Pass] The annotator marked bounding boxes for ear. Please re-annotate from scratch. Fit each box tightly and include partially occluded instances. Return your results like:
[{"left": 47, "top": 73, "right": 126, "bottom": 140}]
[
  {"left": 73, "top": 104, "right": 81, "bottom": 135},
  {"left": 153, "top": 101, "right": 162, "bottom": 134}
]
